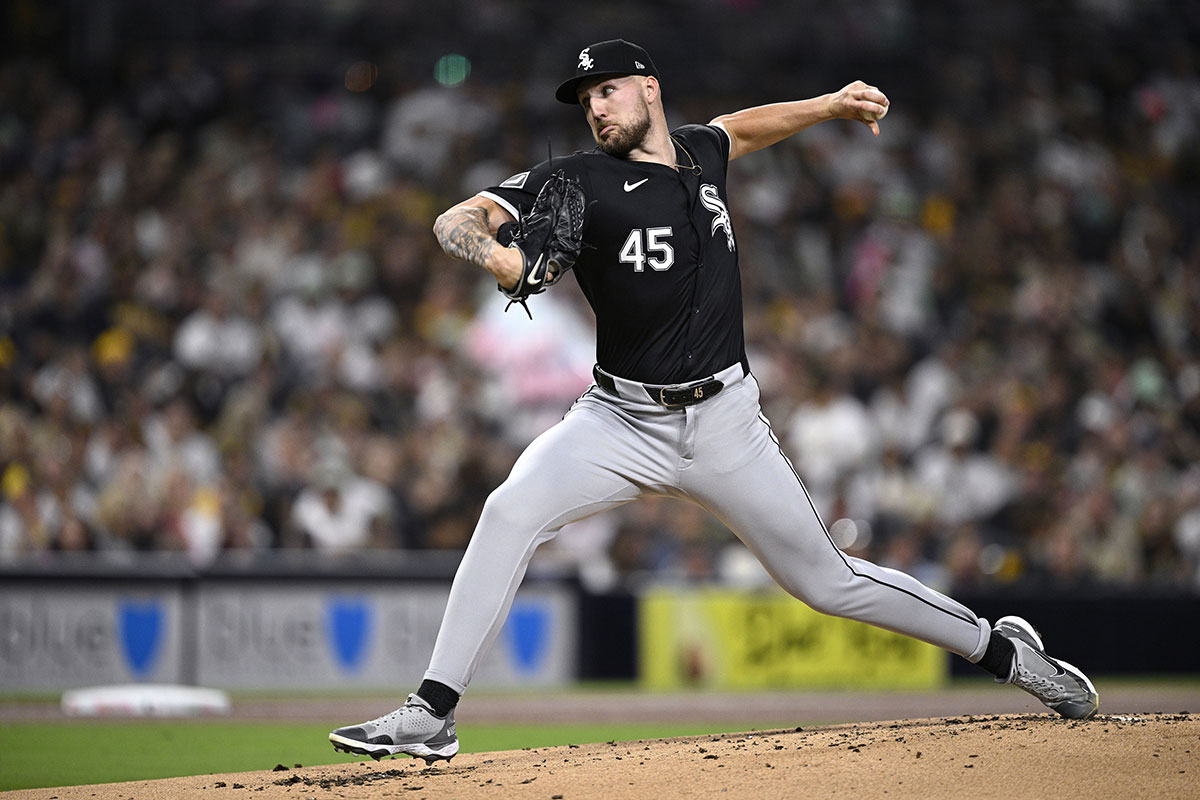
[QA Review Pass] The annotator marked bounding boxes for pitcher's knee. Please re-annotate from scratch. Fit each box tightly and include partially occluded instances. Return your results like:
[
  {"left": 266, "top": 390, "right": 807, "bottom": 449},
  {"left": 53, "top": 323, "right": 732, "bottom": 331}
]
[
  {"left": 478, "top": 487, "right": 530, "bottom": 533},
  {"left": 476, "top": 481, "right": 559, "bottom": 541},
  {"left": 776, "top": 574, "right": 856, "bottom": 618},
  {"left": 804, "top": 592, "right": 858, "bottom": 619}
]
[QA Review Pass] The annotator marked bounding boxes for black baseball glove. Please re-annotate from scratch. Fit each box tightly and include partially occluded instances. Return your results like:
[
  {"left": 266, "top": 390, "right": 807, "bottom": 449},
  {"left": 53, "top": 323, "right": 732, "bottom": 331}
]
[{"left": 500, "top": 169, "right": 586, "bottom": 317}]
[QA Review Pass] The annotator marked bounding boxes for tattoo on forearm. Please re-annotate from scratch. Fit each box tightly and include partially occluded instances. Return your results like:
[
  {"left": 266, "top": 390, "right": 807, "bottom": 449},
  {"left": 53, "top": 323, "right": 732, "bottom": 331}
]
[{"left": 434, "top": 206, "right": 499, "bottom": 268}]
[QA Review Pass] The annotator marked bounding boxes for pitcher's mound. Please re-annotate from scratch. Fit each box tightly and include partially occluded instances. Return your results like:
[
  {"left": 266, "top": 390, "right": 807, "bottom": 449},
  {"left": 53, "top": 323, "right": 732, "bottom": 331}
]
[{"left": 5, "top": 713, "right": 1195, "bottom": 800}]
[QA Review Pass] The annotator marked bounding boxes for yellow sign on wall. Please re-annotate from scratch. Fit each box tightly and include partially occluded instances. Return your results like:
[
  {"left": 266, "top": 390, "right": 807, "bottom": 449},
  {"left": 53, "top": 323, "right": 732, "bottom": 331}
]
[{"left": 639, "top": 588, "right": 946, "bottom": 689}]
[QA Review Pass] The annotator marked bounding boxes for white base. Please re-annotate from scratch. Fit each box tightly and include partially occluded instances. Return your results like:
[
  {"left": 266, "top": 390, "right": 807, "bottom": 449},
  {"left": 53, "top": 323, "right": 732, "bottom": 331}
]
[{"left": 61, "top": 684, "right": 232, "bottom": 717}]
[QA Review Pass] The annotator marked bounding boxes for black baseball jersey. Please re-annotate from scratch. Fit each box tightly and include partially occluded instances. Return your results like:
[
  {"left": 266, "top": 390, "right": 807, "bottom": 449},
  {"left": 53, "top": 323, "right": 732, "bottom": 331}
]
[{"left": 481, "top": 123, "right": 746, "bottom": 385}]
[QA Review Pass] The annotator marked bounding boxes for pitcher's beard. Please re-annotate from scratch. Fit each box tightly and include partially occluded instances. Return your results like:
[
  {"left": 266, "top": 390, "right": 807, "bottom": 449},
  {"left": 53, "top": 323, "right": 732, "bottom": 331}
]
[{"left": 597, "top": 107, "right": 651, "bottom": 158}]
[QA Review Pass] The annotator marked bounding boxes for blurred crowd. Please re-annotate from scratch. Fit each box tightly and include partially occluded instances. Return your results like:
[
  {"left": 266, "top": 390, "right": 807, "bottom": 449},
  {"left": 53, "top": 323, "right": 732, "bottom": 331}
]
[{"left": 1, "top": 0, "right": 1198, "bottom": 593}]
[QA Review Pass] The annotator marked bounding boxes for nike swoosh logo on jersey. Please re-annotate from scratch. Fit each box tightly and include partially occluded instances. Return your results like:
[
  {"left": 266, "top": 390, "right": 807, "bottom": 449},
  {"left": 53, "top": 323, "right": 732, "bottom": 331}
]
[{"left": 623, "top": 178, "right": 649, "bottom": 192}]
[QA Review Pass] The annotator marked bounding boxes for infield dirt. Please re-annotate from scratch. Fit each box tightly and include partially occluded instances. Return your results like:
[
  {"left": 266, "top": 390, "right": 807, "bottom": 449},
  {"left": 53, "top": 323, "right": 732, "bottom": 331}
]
[{"left": 4, "top": 711, "right": 1197, "bottom": 800}]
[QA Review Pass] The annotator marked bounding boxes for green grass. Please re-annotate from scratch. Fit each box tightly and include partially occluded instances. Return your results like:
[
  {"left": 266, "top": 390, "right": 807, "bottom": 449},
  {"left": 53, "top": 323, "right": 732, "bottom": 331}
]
[
  {"left": 6, "top": 676, "right": 1196, "bottom": 791},
  {"left": 0, "top": 721, "right": 735, "bottom": 791}
]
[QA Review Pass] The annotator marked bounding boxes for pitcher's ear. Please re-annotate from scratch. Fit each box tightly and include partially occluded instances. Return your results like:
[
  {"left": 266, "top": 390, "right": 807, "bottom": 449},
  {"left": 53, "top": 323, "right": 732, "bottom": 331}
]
[{"left": 643, "top": 75, "right": 660, "bottom": 103}]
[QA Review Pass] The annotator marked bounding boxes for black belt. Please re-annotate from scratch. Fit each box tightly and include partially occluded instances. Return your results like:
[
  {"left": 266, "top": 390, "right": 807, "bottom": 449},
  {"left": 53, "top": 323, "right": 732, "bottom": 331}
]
[{"left": 592, "top": 365, "right": 725, "bottom": 409}]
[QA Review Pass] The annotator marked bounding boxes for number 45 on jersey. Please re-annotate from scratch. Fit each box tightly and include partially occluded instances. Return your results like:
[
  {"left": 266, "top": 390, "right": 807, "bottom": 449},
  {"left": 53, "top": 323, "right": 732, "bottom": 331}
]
[{"left": 620, "top": 227, "right": 675, "bottom": 272}]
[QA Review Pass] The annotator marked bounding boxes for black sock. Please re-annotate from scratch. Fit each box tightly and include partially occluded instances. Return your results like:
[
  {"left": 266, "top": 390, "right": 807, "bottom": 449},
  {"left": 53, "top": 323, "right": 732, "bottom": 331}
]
[
  {"left": 976, "top": 630, "right": 1016, "bottom": 679},
  {"left": 417, "top": 680, "right": 460, "bottom": 717}
]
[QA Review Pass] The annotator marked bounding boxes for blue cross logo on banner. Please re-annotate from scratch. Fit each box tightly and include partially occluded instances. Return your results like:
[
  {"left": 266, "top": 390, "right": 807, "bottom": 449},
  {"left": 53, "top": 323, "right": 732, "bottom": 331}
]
[
  {"left": 504, "top": 601, "right": 550, "bottom": 674},
  {"left": 327, "top": 598, "right": 373, "bottom": 674},
  {"left": 117, "top": 599, "right": 163, "bottom": 678}
]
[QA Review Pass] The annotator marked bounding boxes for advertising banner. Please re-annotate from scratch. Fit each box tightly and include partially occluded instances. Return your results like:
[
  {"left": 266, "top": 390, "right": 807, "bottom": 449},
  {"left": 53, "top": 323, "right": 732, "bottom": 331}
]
[
  {"left": 0, "top": 584, "right": 184, "bottom": 689},
  {"left": 0, "top": 580, "right": 574, "bottom": 691},
  {"left": 640, "top": 587, "right": 946, "bottom": 689},
  {"left": 194, "top": 581, "right": 575, "bottom": 689}
]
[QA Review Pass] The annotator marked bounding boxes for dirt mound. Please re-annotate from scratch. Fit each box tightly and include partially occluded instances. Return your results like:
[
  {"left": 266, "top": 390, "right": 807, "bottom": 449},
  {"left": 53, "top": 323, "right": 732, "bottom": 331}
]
[{"left": 5, "top": 713, "right": 1195, "bottom": 800}]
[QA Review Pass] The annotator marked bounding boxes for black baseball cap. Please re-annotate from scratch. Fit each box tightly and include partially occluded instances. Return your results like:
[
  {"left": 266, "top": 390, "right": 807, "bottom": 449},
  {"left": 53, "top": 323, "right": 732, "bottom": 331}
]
[{"left": 554, "top": 39, "right": 660, "bottom": 104}]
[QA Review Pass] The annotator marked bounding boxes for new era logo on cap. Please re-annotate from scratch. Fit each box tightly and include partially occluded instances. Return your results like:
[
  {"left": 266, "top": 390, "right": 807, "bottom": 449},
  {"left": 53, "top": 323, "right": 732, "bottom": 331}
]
[{"left": 555, "top": 39, "right": 659, "bottom": 104}]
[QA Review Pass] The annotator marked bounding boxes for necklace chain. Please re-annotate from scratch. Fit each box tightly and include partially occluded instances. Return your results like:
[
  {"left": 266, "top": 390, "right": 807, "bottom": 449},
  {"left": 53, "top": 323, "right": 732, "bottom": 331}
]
[{"left": 671, "top": 135, "right": 702, "bottom": 175}]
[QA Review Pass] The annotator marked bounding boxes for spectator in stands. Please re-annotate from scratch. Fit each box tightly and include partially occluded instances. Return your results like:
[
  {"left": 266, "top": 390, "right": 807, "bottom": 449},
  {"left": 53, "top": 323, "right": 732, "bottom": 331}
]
[{"left": 286, "top": 460, "right": 397, "bottom": 553}]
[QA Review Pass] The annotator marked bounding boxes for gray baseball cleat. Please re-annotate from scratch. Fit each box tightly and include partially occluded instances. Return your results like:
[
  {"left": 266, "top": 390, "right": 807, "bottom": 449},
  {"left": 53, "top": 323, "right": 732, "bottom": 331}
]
[
  {"left": 994, "top": 615, "right": 1099, "bottom": 720},
  {"left": 329, "top": 693, "right": 458, "bottom": 764}
]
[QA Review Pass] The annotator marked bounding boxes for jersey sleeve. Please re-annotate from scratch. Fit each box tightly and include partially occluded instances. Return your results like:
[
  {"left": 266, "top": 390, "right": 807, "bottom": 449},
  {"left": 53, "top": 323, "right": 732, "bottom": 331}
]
[
  {"left": 673, "top": 123, "right": 731, "bottom": 174},
  {"left": 706, "top": 121, "right": 733, "bottom": 164},
  {"left": 479, "top": 156, "right": 578, "bottom": 222}
]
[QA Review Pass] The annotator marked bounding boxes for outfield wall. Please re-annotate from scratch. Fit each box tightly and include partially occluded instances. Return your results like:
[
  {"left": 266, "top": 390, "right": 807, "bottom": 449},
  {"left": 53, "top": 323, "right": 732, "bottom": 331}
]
[
  {"left": 578, "top": 587, "right": 1200, "bottom": 681},
  {"left": 0, "top": 553, "right": 575, "bottom": 691},
  {"left": 1, "top": 554, "right": 1197, "bottom": 691}
]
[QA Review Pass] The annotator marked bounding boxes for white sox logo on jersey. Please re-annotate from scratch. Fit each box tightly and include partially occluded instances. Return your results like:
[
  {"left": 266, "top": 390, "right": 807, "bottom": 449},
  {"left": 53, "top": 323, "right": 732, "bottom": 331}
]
[
  {"left": 699, "top": 184, "right": 735, "bottom": 251},
  {"left": 578, "top": 48, "right": 594, "bottom": 70}
]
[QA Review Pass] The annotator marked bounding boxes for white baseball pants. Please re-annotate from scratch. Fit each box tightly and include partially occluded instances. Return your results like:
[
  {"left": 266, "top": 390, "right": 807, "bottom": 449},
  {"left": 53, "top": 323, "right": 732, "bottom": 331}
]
[{"left": 424, "top": 365, "right": 990, "bottom": 693}]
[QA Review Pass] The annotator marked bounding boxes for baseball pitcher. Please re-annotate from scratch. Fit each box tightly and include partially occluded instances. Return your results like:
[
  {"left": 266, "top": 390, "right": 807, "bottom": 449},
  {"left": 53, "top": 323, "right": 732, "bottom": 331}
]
[{"left": 329, "top": 39, "right": 1098, "bottom": 764}]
